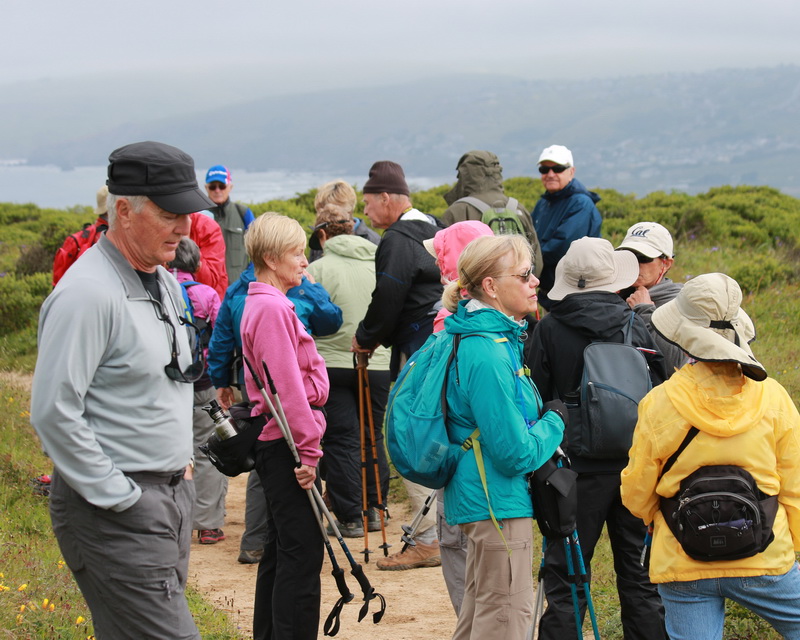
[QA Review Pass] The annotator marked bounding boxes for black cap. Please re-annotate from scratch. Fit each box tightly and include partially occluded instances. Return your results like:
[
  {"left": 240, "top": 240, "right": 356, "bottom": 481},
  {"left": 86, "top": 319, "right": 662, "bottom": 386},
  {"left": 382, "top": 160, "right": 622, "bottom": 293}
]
[{"left": 107, "top": 141, "right": 214, "bottom": 214}]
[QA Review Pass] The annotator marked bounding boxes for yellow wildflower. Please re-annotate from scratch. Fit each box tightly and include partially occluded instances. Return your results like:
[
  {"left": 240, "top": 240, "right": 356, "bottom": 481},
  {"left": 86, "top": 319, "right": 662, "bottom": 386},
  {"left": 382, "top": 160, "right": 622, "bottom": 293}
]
[
  {"left": 48, "top": 603, "right": 55, "bottom": 612},
  {"left": 16, "top": 614, "right": 23, "bottom": 624},
  {"left": 42, "top": 598, "right": 49, "bottom": 607},
  {"left": 17, "top": 583, "right": 27, "bottom": 591},
  {"left": 19, "top": 604, "right": 26, "bottom": 612},
  {"left": 76, "top": 615, "right": 86, "bottom": 625}
]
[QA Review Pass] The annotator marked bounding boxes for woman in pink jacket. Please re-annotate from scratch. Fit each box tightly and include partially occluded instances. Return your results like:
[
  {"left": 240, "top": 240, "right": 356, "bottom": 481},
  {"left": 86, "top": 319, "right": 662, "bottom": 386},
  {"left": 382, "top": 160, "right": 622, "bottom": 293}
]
[{"left": 241, "top": 214, "right": 330, "bottom": 640}]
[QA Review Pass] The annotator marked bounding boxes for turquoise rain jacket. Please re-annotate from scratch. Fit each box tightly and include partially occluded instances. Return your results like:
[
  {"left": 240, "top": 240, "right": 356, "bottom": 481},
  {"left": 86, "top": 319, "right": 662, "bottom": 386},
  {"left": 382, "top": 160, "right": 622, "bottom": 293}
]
[{"left": 442, "top": 300, "right": 564, "bottom": 526}]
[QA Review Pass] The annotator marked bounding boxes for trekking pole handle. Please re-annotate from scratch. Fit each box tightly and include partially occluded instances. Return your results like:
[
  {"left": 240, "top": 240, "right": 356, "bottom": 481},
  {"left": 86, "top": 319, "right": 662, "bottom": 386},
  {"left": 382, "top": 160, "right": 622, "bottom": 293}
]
[
  {"left": 262, "top": 359, "right": 278, "bottom": 396},
  {"left": 243, "top": 355, "right": 265, "bottom": 391}
]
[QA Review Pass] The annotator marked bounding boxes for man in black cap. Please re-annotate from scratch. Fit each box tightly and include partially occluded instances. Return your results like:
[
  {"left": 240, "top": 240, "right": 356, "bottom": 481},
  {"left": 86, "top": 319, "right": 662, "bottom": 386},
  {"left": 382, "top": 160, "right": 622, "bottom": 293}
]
[
  {"left": 352, "top": 160, "right": 444, "bottom": 571},
  {"left": 30, "top": 141, "right": 214, "bottom": 639}
]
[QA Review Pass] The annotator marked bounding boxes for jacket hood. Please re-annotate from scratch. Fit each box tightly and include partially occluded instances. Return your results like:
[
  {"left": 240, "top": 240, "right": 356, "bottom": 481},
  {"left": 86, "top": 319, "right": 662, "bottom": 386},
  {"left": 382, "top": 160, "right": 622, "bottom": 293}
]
[
  {"left": 387, "top": 218, "right": 440, "bottom": 242},
  {"left": 663, "top": 361, "right": 767, "bottom": 437},
  {"left": 444, "top": 150, "right": 506, "bottom": 205},
  {"left": 547, "top": 291, "right": 631, "bottom": 341},
  {"left": 444, "top": 299, "right": 527, "bottom": 339},
  {"left": 323, "top": 234, "right": 378, "bottom": 262},
  {"left": 542, "top": 178, "right": 600, "bottom": 205}
]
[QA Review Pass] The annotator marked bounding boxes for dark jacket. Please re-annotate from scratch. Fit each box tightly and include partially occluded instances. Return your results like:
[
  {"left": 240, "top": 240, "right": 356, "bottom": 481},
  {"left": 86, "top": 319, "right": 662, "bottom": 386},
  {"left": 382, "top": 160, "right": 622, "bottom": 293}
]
[
  {"left": 356, "top": 218, "right": 443, "bottom": 351},
  {"left": 529, "top": 291, "right": 667, "bottom": 473},
  {"left": 442, "top": 150, "right": 542, "bottom": 275},
  {"left": 532, "top": 178, "right": 602, "bottom": 307}
]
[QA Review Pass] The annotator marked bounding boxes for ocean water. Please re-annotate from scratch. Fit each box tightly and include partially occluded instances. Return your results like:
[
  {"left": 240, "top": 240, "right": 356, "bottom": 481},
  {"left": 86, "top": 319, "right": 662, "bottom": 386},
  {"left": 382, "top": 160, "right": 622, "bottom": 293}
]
[{"left": 0, "top": 164, "right": 452, "bottom": 210}]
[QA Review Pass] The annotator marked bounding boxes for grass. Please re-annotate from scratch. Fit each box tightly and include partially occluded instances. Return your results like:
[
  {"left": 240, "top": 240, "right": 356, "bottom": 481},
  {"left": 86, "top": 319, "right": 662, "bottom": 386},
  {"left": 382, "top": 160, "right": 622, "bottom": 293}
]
[{"left": 0, "top": 375, "right": 243, "bottom": 639}]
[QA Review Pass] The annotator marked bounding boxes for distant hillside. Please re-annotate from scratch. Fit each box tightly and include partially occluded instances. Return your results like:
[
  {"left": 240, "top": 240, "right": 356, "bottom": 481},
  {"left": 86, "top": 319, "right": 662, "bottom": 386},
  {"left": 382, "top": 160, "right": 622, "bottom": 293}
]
[{"left": 5, "top": 66, "right": 800, "bottom": 196}]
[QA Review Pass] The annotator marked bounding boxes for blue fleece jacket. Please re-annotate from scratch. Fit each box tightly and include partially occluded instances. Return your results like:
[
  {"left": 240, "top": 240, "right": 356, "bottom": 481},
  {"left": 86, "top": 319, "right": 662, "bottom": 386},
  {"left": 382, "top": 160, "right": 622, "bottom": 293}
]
[{"left": 207, "top": 263, "right": 342, "bottom": 388}]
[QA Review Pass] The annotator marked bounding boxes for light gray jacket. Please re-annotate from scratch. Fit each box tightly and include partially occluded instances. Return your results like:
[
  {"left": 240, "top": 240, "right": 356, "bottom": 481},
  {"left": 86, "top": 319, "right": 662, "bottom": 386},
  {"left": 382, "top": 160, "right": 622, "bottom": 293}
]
[{"left": 31, "top": 235, "right": 193, "bottom": 511}]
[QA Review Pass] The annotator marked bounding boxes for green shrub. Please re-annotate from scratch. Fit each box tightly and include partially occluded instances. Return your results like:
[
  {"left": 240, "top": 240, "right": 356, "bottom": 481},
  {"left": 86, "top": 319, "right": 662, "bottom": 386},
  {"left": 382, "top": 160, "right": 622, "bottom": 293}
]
[
  {"left": 728, "top": 254, "right": 796, "bottom": 293},
  {"left": 0, "top": 273, "right": 50, "bottom": 334}
]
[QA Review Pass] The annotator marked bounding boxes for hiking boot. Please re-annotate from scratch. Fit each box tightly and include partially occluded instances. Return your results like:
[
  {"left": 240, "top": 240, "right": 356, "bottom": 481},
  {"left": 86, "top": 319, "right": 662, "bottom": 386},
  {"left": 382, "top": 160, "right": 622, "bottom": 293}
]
[
  {"left": 367, "top": 508, "right": 389, "bottom": 532},
  {"left": 326, "top": 519, "right": 364, "bottom": 538},
  {"left": 376, "top": 540, "right": 441, "bottom": 571},
  {"left": 237, "top": 548, "right": 264, "bottom": 564},
  {"left": 198, "top": 528, "right": 226, "bottom": 545}
]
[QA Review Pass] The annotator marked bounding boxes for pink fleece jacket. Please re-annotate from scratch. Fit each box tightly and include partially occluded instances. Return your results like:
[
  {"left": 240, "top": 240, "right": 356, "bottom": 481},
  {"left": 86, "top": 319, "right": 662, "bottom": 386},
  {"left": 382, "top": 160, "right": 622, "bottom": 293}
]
[{"left": 241, "top": 282, "right": 329, "bottom": 466}]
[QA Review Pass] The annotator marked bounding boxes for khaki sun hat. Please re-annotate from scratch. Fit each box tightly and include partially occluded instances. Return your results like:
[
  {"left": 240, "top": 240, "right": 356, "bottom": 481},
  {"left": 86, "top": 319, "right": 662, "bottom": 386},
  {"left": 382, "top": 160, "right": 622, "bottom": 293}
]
[
  {"left": 548, "top": 237, "right": 639, "bottom": 301},
  {"left": 651, "top": 272, "right": 766, "bottom": 381}
]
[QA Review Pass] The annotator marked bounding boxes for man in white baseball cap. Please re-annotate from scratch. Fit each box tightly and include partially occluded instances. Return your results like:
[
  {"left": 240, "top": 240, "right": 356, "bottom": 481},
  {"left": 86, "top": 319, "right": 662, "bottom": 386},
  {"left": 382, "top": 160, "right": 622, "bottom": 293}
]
[
  {"left": 531, "top": 144, "right": 602, "bottom": 310},
  {"left": 616, "top": 221, "right": 687, "bottom": 374}
]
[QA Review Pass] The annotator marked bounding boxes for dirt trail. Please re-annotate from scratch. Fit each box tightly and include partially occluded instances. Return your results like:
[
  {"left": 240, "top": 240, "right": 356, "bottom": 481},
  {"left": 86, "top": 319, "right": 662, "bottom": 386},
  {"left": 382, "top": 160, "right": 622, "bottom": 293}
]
[{"left": 188, "top": 474, "right": 457, "bottom": 640}]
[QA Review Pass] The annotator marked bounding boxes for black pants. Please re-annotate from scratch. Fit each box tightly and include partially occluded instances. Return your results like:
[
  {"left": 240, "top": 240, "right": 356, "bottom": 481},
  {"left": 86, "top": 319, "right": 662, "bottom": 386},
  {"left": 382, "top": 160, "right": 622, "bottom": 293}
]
[
  {"left": 538, "top": 472, "right": 666, "bottom": 640},
  {"left": 253, "top": 440, "right": 323, "bottom": 640},
  {"left": 320, "top": 367, "right": 390, "bottom": 523}
]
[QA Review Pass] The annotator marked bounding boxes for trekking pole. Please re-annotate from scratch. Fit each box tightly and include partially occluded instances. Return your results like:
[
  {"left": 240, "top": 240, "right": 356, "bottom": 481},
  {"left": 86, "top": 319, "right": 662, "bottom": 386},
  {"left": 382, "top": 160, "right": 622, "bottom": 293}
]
[
  {"left": 242, "top": 357, "right": 353, "bottom": 636},
  {"left": 569, "top": 531, "right": 601, "bottom": 640},
  {"left": 562, "top": 535, "right": 583, "bottom": 640},
  {"left": 399, "top": 489, "right": 437, "bottom": 552},
  {"left": 640, "top": 523, "right": 653, "bottom": 567},
  {"left": 356, "top": 353, "right": 391, "bottom": 560},
  {"left": 527, "top": 537, "right": 547, "bottom": 640},
  {"left": 250, "top": 357, "right": 386, "bottom": 627},
  {"left": 356, "top": 354, "right": 372, "bottom": 563}
]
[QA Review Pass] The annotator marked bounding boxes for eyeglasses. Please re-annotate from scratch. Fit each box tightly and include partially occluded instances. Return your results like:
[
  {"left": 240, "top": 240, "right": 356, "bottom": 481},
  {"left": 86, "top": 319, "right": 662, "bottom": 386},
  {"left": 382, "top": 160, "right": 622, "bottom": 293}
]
[
  {"left": 538, "top": 165, "right": 569, "bottom": 175},
  {"left": 207, "top": 182, "right": 229, "bottom": 191},
  {"left": 496, "top": 267, "right": 536, "bottom": 283},
  {"left": 633, "top": 253, "right": 667, "bottom": 264},
  {"left": 150, "top": 298, "right": 205, "bottom": 383}
]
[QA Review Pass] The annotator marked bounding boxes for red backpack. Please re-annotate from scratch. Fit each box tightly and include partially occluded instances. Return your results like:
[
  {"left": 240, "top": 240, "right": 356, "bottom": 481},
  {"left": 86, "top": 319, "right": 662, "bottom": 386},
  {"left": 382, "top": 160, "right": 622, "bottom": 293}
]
[{"left": 52, "top": 218, "right": 108, "bottom": 286}]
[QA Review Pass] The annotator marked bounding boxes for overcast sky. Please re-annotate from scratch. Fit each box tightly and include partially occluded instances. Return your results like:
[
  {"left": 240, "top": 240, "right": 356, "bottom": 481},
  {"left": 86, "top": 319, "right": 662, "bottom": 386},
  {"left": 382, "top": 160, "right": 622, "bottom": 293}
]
[{"left": 4, "top": 0, "right": 798, "bottom": 92}]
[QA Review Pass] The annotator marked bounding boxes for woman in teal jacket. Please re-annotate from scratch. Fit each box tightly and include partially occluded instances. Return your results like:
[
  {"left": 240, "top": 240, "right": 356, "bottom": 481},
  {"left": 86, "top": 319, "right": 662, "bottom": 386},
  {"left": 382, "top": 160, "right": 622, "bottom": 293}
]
[{"left": 441, "top": 234, "right": 565, "bottom": 640}]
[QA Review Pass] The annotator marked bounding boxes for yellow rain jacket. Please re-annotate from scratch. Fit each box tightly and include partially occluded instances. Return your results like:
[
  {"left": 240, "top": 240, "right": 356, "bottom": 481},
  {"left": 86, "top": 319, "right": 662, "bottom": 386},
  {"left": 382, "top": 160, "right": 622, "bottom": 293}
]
[{"left": 621, "top": 361, "right": 800, "bottom": 583}]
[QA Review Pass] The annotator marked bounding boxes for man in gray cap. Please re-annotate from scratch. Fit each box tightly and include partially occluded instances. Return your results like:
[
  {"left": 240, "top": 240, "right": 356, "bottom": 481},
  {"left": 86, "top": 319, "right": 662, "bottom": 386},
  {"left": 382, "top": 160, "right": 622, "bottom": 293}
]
[{"left": 31, "top": 141, "right": 214, "bottom": 639}]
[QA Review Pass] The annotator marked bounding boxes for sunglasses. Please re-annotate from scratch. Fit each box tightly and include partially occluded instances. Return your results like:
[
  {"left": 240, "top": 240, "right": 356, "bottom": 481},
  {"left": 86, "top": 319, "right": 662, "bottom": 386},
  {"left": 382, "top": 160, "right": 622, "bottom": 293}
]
[
  {"left": 496, "top": 266, "right": 536, "bottom": 283},
  {"left": 207, "top": 182, "right": 229, "bottom": 191},
  {"left": 538, "top": 165, "right": 569, "bottom": 175},
  {"left": 150, "top": 298, "right": 205, "bottom": 383}
]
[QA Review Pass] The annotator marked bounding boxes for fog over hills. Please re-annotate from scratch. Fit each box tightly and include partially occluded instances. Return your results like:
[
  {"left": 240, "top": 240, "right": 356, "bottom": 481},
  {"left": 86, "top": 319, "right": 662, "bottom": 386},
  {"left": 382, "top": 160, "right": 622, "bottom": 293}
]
[{"left": 3, "top": 65, "right": 799, "bottom": 196}]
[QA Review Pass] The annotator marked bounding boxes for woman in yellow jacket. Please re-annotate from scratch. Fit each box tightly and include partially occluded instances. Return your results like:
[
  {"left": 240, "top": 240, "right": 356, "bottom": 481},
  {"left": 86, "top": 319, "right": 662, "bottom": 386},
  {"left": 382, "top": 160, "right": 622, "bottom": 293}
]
[{"left": 621, "top": 273, "right": 800, "bottom": 640}]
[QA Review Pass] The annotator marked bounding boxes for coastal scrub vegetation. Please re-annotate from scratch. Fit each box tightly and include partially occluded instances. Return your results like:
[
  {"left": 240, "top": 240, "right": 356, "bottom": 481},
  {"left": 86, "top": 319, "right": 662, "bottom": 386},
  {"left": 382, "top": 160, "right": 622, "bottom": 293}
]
[{"left": 1, "top": 181, "right": 799, "bottom": 638}]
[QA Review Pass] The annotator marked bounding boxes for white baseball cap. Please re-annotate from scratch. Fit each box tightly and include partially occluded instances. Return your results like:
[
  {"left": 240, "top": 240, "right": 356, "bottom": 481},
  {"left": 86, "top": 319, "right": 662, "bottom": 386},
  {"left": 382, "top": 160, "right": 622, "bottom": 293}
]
[
  {"left": 617, "top": 222, "right": 674, "bottom": 258},
  {"left": 538, "top": 145, "right": 574, "bottom": 168}
]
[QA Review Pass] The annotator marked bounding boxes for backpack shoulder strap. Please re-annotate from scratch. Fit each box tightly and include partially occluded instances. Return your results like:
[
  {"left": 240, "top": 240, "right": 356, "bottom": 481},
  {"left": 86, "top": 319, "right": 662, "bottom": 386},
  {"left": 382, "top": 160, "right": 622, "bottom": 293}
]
[
  {"left": 621, "top": 310, "right": 635, "bottom": 345},
  {"left": 659, "top": 427, "right": 700, "bottom": 479},
  {"left": 455, "top": 196, "right": 490, "bottom": 214}
]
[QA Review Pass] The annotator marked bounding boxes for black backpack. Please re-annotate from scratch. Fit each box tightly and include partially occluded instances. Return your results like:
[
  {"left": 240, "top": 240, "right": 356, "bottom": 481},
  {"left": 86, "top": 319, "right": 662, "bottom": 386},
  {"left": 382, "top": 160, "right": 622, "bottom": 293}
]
[
  {"left": 659, "top": 427, "right": 779, "bottom": 562},
  {"left": 566, "top": 313, "right": 652, "bottom": 459}
]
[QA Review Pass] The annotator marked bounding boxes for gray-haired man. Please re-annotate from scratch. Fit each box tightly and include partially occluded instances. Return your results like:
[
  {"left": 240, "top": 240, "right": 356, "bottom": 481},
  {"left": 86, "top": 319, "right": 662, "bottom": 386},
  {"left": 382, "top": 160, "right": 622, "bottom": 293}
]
[{"left": 31, "top": 141, "right": 214, "bottom": 639}]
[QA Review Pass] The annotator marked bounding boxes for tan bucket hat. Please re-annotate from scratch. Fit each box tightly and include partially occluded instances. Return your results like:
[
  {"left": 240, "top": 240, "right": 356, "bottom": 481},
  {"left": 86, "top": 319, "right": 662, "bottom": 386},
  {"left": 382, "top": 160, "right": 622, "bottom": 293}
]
[
  {"left": 548, "top": 237, "right": 639, "bottom": 301},
  {"left": 651, "top": 272, "right": 766, "bottom": 381}
]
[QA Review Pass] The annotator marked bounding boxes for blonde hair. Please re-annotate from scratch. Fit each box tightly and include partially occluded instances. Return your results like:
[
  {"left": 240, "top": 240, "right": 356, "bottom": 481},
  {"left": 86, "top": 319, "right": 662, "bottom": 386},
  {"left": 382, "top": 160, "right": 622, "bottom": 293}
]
[
  {"left": 442, "top": 235, "right": 533, "bottom": 312},
  {"left": 314, "top": 180, "right": 357, "bottom": 215},
  {"left": 245, "top": 213, "right": 306, "bottom": 272}
]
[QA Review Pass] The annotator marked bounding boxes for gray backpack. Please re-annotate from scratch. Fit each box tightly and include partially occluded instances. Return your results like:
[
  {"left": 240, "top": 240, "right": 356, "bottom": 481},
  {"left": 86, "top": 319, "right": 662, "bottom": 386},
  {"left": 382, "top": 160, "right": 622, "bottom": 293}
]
[{"left": 566, "top": 313, "right": 652, "bottom": 459}]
